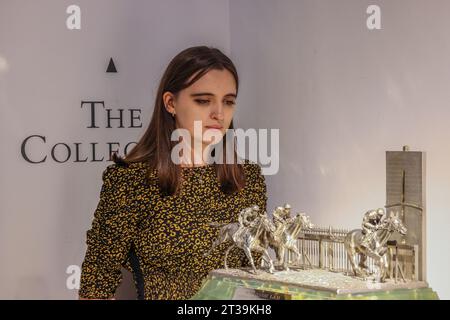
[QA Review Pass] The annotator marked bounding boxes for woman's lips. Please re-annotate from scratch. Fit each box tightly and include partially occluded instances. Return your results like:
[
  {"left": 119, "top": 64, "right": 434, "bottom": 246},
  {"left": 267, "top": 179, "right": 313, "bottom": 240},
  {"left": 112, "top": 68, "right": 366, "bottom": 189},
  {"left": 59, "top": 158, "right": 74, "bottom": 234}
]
[{"left": 205, "top": 126, "right": 223, "bottom": 130}]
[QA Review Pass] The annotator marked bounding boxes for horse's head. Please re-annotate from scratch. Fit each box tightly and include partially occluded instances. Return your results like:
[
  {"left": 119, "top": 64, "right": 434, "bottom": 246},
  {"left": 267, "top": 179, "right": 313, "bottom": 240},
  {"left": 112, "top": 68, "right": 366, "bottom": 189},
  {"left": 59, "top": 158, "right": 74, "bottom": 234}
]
[
  {"left": 259, "top": 213, "right": 276, "bottom": 232},
  {"left": 251, "top": 213, "right": 269, "bottom": 232},
  {"left": 384, "top": 215, "right": 407, "bottom": 235},
  {"left": 294, "top": 213, "right": 314, "bottom": 230}
]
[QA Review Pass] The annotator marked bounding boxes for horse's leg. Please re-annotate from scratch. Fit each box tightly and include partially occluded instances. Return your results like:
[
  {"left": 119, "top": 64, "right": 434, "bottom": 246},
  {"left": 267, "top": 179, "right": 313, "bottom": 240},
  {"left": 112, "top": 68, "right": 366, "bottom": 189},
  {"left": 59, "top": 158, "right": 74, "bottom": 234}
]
[
  {"left": 346, "top": 246, "right": 361, "bottom": 277},
  {"left": 204, "top": 237, "right": 221, "bottom": 257},
  {"left": 370, "top": 253, "right": 383, "bottom": 282},
  {"left": 224, "top": 244, "right": 234, "bottom": 270},
  {"left": 243, "top": 246, "right": 257, "bottom": 274},
  {"left": 266, "top": 240, "right": 276, "bottom": 266},
  {"left": 204, "top": 229, "right": 227, "bottom": 257},
  {"left": 380, "top": 254, "right": 388, "bottom": 282},
  {"left": 278, "top": 246, "right": 289, "bottom": 271},
  {"left": 274, "top": 244, "right": 282, "bottom": 266},
  {"left": 265, "top": 250, "right": 275, "bottom": 274},
  {"left": 346, "top": 232, "right": 366, "bottom": 278},
  {"left": 358, "top": 253, "right": 370, "bottom": 278},
  {"left": 285, "top": 242, "right": 301, "bottom": 266},
  {"left": 256, "top": 245, "right": 275, "bottom": 274},
  {"left": 347, "top": 251, "right": 356, "bottom": 276},
  {"left": 287, "top": 244, "right": 301, "bottom": 265},
  {"left": 354, "top": 245, "right": 370, "bottom": 279},
  {"left": 358, "top": 254, "right": 368, "bottom": 269}
]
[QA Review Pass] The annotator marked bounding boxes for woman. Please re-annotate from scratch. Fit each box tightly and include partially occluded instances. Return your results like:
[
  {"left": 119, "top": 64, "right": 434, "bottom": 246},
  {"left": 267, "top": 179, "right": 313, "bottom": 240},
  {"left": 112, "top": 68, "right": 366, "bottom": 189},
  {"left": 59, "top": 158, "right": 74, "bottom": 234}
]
[{"left": 78, "top": 46, "right": 267, "bottom": 300}]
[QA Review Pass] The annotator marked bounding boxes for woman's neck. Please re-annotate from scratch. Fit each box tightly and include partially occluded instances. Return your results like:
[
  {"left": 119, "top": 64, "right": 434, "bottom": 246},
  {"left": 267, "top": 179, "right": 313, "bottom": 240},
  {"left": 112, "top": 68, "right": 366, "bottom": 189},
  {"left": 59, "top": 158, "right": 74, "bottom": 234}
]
[{"left": 177, "top": 139, "right": 213, "bottom": 168}]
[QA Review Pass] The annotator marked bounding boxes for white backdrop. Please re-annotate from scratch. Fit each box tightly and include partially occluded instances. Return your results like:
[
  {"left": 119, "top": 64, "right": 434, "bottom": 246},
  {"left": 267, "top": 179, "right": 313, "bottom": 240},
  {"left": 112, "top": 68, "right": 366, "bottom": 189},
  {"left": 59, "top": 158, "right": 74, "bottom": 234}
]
[
  {"left": 231, "top": 0, "right": 450, "bottom": 299},
  {"left": 1, "top": 0, "right": 449, "bottom": 299},
  {"left": 0, "top": 0, "right": 231, "bottom": 299}
]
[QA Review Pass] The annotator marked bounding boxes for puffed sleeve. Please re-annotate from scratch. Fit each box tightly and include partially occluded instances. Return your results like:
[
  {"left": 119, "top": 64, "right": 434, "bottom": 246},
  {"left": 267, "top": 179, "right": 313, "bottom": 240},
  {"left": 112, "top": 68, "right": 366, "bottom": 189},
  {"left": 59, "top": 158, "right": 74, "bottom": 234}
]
[{"left": 78, "top": 164, "right": 138, "bottom": 299}]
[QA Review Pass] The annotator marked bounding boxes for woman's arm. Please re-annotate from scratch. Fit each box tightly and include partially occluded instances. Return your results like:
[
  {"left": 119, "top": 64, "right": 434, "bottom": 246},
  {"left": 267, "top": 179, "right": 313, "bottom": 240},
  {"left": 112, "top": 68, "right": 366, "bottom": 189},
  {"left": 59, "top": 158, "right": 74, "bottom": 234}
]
[{"left": 78, "top": 164, "right": 138, "bottom": 300}]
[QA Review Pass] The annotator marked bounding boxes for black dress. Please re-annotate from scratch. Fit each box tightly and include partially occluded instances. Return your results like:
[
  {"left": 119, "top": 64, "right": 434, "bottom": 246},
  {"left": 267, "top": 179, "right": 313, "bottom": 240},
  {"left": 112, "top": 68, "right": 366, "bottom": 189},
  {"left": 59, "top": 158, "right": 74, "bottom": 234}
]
[{"left": 79, "top": 159, "right": 267, "bottom": 299}]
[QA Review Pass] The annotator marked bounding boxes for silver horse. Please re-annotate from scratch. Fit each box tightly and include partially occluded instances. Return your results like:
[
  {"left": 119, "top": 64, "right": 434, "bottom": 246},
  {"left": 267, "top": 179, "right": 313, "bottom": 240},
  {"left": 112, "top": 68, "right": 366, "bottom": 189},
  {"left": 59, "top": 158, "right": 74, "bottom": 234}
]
[
  {"left": 204, "top": 213, "right": 276, "bottom": 274},
  {"left": 266, "top": 213, "right": 313, "bottom": 271},
  {"left": 344, "top": 214, "right": 407, "bottom": 282}
]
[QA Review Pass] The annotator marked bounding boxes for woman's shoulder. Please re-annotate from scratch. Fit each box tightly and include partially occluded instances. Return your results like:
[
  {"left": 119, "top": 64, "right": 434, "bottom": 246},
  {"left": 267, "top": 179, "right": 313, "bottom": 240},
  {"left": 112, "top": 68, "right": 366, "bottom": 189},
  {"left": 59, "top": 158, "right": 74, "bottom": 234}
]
[
  {"left": 240, "top": 159, "right": 267, "bottom": 204},
  {"left": 102, "top": 159, "right": 263, "bottom": 182},
  {"left": 241, "top": 158, "right": 264, "bottom": 176},
  {"left": 101, "top": 160, "right": 154, "bottom": 185}
]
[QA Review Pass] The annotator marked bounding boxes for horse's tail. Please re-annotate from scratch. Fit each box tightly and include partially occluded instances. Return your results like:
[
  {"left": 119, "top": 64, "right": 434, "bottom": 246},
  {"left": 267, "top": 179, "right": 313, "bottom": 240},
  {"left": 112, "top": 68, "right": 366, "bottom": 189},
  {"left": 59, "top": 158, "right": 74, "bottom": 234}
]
[
  {"left": 343, "top": 232, "right": 351, "bottom": 250},
  {"left": 344, "top": 229, "right": 359, "bottom": 252}
]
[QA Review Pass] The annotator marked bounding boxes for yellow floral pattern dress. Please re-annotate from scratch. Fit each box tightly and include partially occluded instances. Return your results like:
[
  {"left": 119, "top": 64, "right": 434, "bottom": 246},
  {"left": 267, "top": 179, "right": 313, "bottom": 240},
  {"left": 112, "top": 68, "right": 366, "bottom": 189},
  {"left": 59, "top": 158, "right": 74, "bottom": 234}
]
[{"left": 79, "top": 159, "right": 267, "bottom": 299}]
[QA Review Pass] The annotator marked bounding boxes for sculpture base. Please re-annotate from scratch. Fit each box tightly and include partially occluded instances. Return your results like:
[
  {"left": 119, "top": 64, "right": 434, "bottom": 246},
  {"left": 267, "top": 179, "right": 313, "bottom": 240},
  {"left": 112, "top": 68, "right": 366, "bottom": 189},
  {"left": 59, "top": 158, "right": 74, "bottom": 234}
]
[{"left": 191, "top": 268, "right": 439, "bottom": 300}]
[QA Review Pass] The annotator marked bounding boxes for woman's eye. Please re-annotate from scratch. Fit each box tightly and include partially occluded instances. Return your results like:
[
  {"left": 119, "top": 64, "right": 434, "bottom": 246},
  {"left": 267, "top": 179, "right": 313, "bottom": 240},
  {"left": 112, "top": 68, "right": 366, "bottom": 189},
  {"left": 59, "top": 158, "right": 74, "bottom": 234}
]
[
  {"left": 225, "top": 100, "right": 236, "bottom": 106},
  {"left": 195, "top": 99, "right": 210, "bottom": 105}
]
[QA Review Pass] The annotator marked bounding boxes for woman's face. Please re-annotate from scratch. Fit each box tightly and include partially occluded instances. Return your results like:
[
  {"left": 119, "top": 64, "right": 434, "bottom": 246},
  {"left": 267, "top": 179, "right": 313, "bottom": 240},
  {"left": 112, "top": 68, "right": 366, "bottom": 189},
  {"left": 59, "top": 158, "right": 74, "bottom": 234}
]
[{"left": 163, "top": 69, "right": 237, "bottom": 149}]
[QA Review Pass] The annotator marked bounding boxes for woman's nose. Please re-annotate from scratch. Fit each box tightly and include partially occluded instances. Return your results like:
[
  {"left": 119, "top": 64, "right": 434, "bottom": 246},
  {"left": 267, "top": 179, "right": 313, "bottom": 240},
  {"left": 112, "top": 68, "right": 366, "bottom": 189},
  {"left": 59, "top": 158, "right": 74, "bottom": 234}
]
[{"left": 211, "top": 103, "right": 224, "bottom": 120}]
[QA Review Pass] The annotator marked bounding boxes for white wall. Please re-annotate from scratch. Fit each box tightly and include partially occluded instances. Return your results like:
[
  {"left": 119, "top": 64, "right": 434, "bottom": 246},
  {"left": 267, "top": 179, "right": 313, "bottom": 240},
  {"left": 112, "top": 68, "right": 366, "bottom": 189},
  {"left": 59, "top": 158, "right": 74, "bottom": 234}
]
[
  {"left": 231, "top": 0, "right": 450, "bottom": 298},
  {"left": 0, "top": 0, "right": 230, "bottom": 299}
]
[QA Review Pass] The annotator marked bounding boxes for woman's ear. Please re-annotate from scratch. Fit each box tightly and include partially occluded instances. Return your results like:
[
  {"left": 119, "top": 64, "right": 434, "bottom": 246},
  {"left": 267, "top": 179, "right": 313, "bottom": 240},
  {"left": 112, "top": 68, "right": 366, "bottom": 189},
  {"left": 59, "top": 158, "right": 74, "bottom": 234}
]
[{"left": 162, "top": 91, "right": 176, "bottom": 114}]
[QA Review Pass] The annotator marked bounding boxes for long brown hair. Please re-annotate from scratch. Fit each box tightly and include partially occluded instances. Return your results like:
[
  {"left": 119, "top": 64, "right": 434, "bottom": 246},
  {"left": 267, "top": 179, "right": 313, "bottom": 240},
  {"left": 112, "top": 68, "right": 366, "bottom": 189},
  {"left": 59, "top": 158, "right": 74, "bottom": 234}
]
[{"left": 112, "top": 46, "right": 246, "bottom": 196}]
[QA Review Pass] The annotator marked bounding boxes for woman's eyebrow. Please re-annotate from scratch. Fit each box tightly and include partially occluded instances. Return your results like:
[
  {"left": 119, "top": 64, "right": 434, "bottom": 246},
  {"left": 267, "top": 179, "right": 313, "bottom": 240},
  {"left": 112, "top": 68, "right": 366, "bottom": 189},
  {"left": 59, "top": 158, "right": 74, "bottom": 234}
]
[{"left": 190, "top": 92, "right": 237, "bottom": 98}]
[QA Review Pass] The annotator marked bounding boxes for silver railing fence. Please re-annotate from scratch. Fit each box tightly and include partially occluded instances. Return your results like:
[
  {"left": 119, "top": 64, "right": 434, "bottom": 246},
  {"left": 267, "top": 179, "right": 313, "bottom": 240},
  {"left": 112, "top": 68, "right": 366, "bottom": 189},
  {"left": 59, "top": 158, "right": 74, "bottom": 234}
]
[{"left": 281, "top": 226, "right": 419, "bottom": 282}]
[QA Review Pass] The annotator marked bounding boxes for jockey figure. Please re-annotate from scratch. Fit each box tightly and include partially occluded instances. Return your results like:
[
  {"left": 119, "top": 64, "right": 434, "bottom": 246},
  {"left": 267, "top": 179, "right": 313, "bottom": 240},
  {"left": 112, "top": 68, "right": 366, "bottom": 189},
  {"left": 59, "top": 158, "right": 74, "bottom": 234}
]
[
  {"left": 272, "top": 203, "right": 293, "bottom": 233},
  {"left": 360, "top": 207, "right": 386, "bottom": 248},
  {"left": 233, "top": 205, "right": 261, "bottom": 242}
]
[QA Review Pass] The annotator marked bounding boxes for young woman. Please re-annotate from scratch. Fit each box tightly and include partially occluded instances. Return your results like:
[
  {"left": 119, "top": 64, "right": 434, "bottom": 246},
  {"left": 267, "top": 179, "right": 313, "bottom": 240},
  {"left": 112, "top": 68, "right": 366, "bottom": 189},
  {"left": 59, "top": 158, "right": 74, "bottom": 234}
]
[{"left": 78, "top": 46, "right": 267, "bottom": 300}]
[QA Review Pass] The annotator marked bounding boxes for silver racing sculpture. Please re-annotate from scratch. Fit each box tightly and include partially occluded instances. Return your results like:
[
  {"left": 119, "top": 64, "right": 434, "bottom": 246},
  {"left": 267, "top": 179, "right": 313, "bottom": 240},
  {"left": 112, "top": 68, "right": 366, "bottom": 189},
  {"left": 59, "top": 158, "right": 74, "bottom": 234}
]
[
  {"left": 201, "top": 147, "right": 431, "bottom": 294},
  {"left": 205, "top": 204, "right": 408, "bottom": 283},
  {"left": 204, "top": 203, "right": 313, "bottom": 274}
]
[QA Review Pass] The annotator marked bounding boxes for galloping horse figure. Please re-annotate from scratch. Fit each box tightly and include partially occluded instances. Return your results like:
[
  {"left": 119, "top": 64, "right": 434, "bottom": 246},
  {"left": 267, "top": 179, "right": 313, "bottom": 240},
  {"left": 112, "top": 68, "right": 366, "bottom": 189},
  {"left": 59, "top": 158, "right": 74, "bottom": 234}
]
[
  {"left": 344, "top": 214, "right": 407, "bottom": 282},
  {"left": 204, "top": 213, "right": 276, "bottom": 274},
  {"left": 266, "top": 213, "right": 313, "bottom": 271}
]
